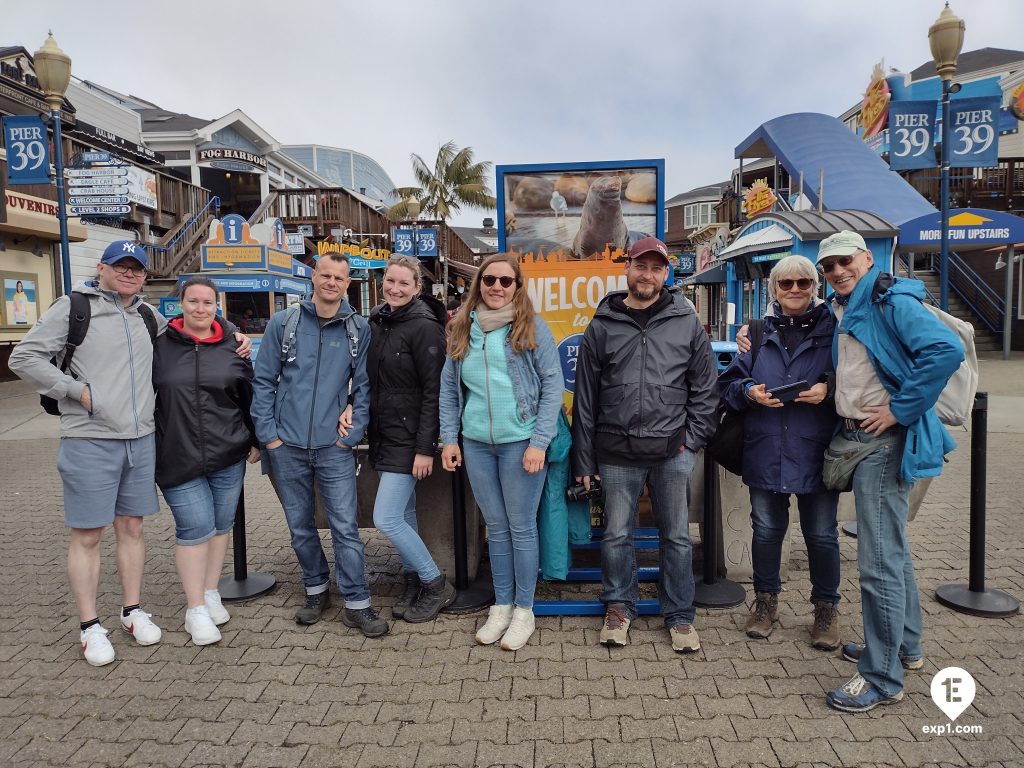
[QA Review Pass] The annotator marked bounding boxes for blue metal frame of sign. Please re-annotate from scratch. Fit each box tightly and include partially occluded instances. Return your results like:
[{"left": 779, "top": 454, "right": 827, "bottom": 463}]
[
  {"left": 2, "top": 115, "right": 52, "bottom": 185},
  {"left": 176, "top": 272, "right": 312, "bottom": 297},
  {"left": 898, "top": 208, "right": 1024, "bottom": 251}
]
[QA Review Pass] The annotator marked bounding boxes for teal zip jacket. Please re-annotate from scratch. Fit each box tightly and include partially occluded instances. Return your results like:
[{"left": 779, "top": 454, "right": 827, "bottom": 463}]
[{"left": 832, "top": 266, "right": 963, "bottom": 482}]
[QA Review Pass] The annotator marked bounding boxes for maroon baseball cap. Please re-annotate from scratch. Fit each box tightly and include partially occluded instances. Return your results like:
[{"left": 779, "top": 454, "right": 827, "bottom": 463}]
[{"left": 627, "top": 236, "right": 670, "bottom": 263}]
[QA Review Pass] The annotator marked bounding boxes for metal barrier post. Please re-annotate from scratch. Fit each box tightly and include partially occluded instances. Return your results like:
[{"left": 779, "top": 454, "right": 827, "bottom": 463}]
[
  {"left": 444, "top": 463, "right": 494, "bottom": 614},
  {"left": 219, "top": 489, "right": 277, "bottom": 601},
  {"left": 693, "top": 450, "right": 746, "bottom": 608}
]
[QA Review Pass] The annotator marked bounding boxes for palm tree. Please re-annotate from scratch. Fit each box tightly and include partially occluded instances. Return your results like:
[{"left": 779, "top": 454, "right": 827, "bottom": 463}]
[{"left": 388, "top": 141, "right": 496, "bottom": 222}]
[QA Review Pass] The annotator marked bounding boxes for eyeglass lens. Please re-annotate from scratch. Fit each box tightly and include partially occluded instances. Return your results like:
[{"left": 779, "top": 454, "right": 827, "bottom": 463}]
[
  {"left": 820, "top": 254, "right": 856, "bottom": 274},
  {"left": 481, "top": 275, "right": 515, "bottom": 288},
  {"left": 778, "top": 278, "right": 812, "bottom": 290}
]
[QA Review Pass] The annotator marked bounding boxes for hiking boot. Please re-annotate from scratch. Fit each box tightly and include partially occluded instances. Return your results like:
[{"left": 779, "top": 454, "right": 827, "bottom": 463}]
[
  {"left": 841, "top": 642, "right": 925, "bottom": 670},
  {"left": 475, "top": 604, "right": 514, "bottom": 645},
  {"left": 404, "top": 574, "right": 456, "bottom": 623},
  {"left": 670, "top": 623, "right": 701, "bottom": 653},
  {"left": 341, "top": 606, "right": 390, "bottom": 638},
  {"left": 809, "top": 601, "right": 841, "bottom": 650},
  {"left": 392, "top": 572, "right": 420, "bottom": 620},
  {"left": 80, "top": 624, "right": 115, "bottom": 667},
  {"left": 826, "top": 673, "right": 903, "bottom": 713},
  {"left": 294, "top": 591, "right": 330, "bottom": 625},
  {"left": 120, "top": 608, "right": 162, "bottom": 646},
  {"left": 744, "top": 592, "right": 778, "bottom": 639},
  {"left": 500, "top": 607, "right": 535, "bottom": 651},
  {"left": 184, "top": 606, "right": 222, "bottom": 646},
  {"left": 599, "top": 603, "right": 631, "bottom": 647}
]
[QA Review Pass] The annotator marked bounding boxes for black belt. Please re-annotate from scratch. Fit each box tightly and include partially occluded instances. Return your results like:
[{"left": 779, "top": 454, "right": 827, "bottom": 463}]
[{"left": 842, "top": 418, "right": 867, "bottom": 431}]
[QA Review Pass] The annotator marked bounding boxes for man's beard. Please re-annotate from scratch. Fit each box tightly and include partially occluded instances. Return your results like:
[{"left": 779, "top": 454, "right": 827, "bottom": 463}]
[{"left": 628, "top": 280, "right": 659, "bottom": 302}]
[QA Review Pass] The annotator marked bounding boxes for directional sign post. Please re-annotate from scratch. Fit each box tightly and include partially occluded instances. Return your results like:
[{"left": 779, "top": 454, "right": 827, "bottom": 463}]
[{"left": 66, "top": 164, "right": 131, "bottom": 220}]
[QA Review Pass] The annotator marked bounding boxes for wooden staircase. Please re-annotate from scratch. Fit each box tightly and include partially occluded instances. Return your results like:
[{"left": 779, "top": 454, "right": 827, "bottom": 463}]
[{"left": 911, "top": 272, "right": 1001, "bottom": 353}]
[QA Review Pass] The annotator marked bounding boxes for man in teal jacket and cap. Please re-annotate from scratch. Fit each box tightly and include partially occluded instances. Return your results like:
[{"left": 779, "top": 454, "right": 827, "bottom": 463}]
[{"left": 816, "top": 231, "right": 963, "bottom": 713}]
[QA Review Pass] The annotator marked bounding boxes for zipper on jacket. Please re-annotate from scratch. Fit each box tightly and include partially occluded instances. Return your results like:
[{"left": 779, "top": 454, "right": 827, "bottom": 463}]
[
  {"left": 118, "top": 303, "right": 141, "bottom": 437},
  {"left": 483, "top": 330, "right": 496, "bottom": 445},
  {"left": 194, "top": 343, "right": 207, "bottom": 472},
  {"left": 307, "top": 323, "right": 325, "bottom": 447},
  {"left": 638, "top": 330, "right": 648, "bottom": 434}
]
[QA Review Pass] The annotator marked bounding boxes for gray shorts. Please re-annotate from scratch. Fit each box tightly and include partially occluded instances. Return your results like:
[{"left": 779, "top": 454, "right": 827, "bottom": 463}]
[{"left": 57, "top": 434, "right": 160, "bottom": 528}]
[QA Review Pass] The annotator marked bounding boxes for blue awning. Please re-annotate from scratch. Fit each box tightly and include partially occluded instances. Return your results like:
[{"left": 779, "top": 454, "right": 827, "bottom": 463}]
[{"left": 735, "top": 113, "right": 936, "bottom": 226}]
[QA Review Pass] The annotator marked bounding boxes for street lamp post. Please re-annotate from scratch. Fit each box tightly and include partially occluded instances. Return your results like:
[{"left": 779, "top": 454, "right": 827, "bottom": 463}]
[
  {"left": 33, "top": 33, "right": 73, "bottom": 296},
  {"left": 929, "top": 3, "right": 965, "bottom": 313}
]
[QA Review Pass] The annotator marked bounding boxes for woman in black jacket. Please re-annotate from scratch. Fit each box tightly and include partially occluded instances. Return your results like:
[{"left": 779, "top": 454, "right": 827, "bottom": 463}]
[
  {"left": 367, "top": 256, "right": 454, "bottom": 622},
  {"left": 154, "top": 276, "right": 258, "bottom": 646}
]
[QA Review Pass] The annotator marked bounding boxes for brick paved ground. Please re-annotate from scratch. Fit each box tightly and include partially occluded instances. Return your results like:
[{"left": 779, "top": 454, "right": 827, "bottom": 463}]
[{"left": 0, "top": 376, "right": 1021, "bottom": 767}]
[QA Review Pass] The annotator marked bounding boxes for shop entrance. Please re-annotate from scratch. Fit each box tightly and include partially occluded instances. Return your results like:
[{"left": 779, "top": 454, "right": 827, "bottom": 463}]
[{"left": 200, "top": 168, "right": 263, "bottom": 219}]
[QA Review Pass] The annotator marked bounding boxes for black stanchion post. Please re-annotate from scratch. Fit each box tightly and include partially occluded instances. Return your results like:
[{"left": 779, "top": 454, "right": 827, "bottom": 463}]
[
  {"left": 444, "top": 463, "right": 494, "bottom": 614},
  {"left": 693, "top": 450, "right": 746, "bottom": 608},
  {"left": 219, "top": 489, "right": 277, "bottom": 602},
  {"left": 935, "top": 392, "right": 1019, "bottom": 617}
]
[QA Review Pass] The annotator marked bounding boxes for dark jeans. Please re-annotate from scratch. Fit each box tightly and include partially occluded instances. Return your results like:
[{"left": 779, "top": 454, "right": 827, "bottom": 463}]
[{"left": 748, "top": 487, "right": 841, "bottom": 604}]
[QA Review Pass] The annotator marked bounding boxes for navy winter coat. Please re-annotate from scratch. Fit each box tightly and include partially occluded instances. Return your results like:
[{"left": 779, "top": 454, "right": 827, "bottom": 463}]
[{"left": 718, "top": 302, "right": 838, "bottom": 494}]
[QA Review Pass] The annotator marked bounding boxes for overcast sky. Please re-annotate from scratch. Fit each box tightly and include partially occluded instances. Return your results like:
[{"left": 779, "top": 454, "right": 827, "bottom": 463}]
[{"left": 8, "top": 1, "right": 1024, "bottom": 226}]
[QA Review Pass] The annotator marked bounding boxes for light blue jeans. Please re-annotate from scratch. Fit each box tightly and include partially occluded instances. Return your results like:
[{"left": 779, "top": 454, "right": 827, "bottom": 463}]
[
  {"left": 848, "top": 425, "right": 921, "bottom": 697},
  {"left": 599, "top": 449, "right": 697, "bottom": 628},
  {"left": 462, "top": 438, "right": 546, "bottom": 609},
  {"left": 372, "top": 471, "right": 441, "bottom": 583},
  {"left": 267, "top": 443, "right": 370, "bottom": 609},
  {"left": 162, "top": 460, "right": 246, "bottom": 545}
]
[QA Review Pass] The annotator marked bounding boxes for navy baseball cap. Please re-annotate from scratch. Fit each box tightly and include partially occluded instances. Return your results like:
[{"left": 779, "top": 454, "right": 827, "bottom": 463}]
[{"left": 101, "top": 240, "right": 148, "bottom": 269}]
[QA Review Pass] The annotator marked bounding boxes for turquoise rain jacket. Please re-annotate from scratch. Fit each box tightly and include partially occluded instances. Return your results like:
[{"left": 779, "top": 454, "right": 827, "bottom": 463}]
[{"left": 832, "top": 266, "right": 964, "bottom": 483}]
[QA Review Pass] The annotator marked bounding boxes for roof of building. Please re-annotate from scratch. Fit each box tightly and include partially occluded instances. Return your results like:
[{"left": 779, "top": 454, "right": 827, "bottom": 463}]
[
  {"left": 908, "top": 47, "right": 1024, "bottom": 81},
  {"left": 666, "top": 181, "right": 730, "bottom": 206},
  {"left": 451, "top": 225, "right": 500, "bottom": 253},
  {"left": 735, "top": 113, "right": 935, "bottom": 226},
  {"left": 137, "top": 108, "right": 210, "bottom": 132}
]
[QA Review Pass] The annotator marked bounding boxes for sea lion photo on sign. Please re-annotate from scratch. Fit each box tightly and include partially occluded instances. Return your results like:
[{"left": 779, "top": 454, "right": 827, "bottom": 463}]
[
  {"left": 572, "top": 175, "right": 628, "bottom": 259},
  {"left": 554, "top": 175, "right": 589, "bottom": 206},
  {"left": 512, "top": 176, "right": 555, "bottom": 210}
]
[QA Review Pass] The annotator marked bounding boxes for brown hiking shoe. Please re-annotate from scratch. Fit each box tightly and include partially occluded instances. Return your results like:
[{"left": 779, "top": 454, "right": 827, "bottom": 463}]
[
  {"left": 599, "top": 603, "right": 631, "bottom": 647},
  {"left": 669, "top": 623, "right": 700, "bottom": 653},
  {"left": 744, "top": 592, "right": 778, "bottom": 639},
  {"left": 810, "top": 601, "right": 840, "bottom": 650}
]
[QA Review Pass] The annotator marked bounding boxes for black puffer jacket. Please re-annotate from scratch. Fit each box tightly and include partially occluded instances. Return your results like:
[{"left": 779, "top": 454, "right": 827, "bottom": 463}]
[
  {"left": 153, "top": 316, "right": 256, "bottom": 488},
  {"left": 367, "top": 296, "right": 446, "bottom": 473},
  {"left": 571, "top": 288, "right": 719, "bottom": 475}
]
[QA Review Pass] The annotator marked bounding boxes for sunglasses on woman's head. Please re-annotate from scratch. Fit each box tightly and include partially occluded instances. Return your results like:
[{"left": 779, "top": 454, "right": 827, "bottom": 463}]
[
  {"left": 818, "top": 254, "right": 858, "bottom": 274},
  {"left": 777, "top": 278, "right": 813, "bottom": 291},
  {"left": 481, "top": 275, "right": 516, "bottom": 288}
]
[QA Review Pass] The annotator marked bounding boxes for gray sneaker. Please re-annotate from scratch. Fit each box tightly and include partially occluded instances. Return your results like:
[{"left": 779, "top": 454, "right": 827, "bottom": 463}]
[
  {"left": 744, "top": 592, "right": 778, "bottom": 639},
  {"left": 670, "top": 623, "right": 700, "bottom": 653},
  {"left": 599, "top": 603, "right": 631, "bottom": 647},
  {"left": 295, "top": 592, "right": 330, "bottom": 625},
  {"left": 341, "top": 606, "right": 390, "bottom": 638}
]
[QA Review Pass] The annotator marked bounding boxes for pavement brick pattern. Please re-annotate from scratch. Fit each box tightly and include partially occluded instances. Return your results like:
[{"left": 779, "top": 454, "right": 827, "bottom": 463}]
[{"left": 0, "top": 417, "right": 1021, "bottom": 766}]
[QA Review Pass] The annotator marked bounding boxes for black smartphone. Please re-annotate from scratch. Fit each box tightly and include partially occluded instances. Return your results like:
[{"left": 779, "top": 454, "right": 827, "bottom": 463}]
[{"left": 767, "top": 380, "right": 810, "bottom": 403}]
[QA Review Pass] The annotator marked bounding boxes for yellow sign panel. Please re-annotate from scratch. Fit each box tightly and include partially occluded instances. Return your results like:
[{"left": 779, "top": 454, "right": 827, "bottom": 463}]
[
  {"left": 205, "top": 246, "right": 263, "bottom": 263},
  {"left": 268, "top": 248, "right": 292, "bottom": 269},
  {"left": 317, "top": 241, "right": 391, "bottom": 260}
]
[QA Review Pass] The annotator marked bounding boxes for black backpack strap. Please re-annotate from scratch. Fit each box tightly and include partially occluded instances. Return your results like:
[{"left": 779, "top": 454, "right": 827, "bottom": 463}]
[
  {"left": 137, "top": 303, "right": 158, "bottom": 344},
  {"left": 60, "top": 291, "right": 92, "bottom": 374},
  {"left": 748, "top": 319, "right": 765, "bottom": 370}
]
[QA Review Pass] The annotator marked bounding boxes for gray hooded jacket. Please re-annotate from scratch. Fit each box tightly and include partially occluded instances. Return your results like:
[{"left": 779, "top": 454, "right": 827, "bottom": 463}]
[{"left": 9, "top": 280, "right": 168, "bottom": 439}]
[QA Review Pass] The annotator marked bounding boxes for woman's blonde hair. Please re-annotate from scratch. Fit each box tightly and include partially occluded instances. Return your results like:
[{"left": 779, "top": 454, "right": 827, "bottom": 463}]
[
  {"left": 384, "top": 255, "right": 423, "bottom": 286},
  {"left": 446, "top": 253, "right": 537, "bottom": 360},
  {"left": 768, "top": 255, "right": 819, "bottom": 299}
]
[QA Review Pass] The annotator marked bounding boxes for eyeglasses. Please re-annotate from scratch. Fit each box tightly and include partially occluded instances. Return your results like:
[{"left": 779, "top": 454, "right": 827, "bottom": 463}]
[
  {"left": 110, "top": 263, "right": 146, "bottom": 276},
  {"left": 818, "top": 254, "right": 858, "bottom": 274},
  {"left": 481, "top": 274, "right": 516, "bottom": 288},
  {"left": 777, "top": 278, "right": 813, "bottom": 291}
]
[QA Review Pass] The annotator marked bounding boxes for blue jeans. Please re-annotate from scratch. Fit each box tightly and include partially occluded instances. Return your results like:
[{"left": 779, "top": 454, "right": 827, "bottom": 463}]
[
  {"left": 848, "top": 425, "right": 920, "bottom": 697},
  {"left": 162, "top": 460, "right": 246, "bottom": 545},
  {"left": 268, "top": 443, "right": 370, "bottom": 608},
  {"left": 599, "top": 449, "right": 697, "bottom": 628},
  {"left": 462, "top": 438, "right": 546, "bottom": 609},
  {"left": 748, "top": 487, "right": 841, "bottom": 604},
  {"left": 372, "top": 471, "right": 441, "bottom": 583}
]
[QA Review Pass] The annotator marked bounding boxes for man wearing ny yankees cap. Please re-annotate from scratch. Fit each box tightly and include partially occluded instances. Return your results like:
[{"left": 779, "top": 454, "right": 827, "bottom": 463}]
[{"left": 10, "top": 240, "right": 250, "bottom": 666}]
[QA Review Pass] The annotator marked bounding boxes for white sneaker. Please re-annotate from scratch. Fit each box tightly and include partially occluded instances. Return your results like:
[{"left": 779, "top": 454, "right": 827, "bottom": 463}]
[
  {"left": 120, "top": 608, "right": 162, "bottom": 646},
  {"left": 475, "top": 604, "right": 514, "bottom": 645},
  {"left": 205, "top": 591, "right": 230, "bottom": 626},
  {"left": 500, "top": 607, "right": 536, "bottom": 651},
  {"left": 184, "top": 606, "right": 222, "bottom": 646},
  {"left": 80, "top": 624, "right": 115, "bottom": 666}
]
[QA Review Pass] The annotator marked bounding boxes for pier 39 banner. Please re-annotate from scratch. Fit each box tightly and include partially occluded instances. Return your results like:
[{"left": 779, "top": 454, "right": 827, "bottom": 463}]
[{"left": 496, "top": 159, "right": 666, "bottom": 412}]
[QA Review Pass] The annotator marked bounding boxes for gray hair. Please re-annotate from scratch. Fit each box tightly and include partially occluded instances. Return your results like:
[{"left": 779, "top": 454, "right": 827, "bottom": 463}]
[
  {"left": 385, "top": 255, "right": 423, "bottom": 286},
  {"left": 768, "top": 255, "right": 819, "bottom": 299}
]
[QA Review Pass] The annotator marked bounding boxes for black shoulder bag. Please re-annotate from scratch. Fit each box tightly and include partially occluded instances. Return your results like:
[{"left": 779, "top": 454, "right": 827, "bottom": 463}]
[{"left": 707, "top": 319, "right": 764, "bottom": 476}]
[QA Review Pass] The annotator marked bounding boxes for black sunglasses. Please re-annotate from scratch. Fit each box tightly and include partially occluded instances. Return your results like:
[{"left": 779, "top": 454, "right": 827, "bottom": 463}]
[
  {"left": 777, "top": 278, "right": 813, "bottom": 291},
  {"left": 818, "top": 254, "right": 858, "bottom": 274},
  {"left": 481, "top": 274, "right": 516, "bottom": 288}
]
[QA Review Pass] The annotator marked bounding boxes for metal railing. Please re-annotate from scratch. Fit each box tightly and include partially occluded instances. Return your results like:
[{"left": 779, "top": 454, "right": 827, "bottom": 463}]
[
  {"left": 146, "top": 196, "right": 220, "bottom": 278},
  {"left": 897, "top": 251, "right": 1003, "bottom": 337}
]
